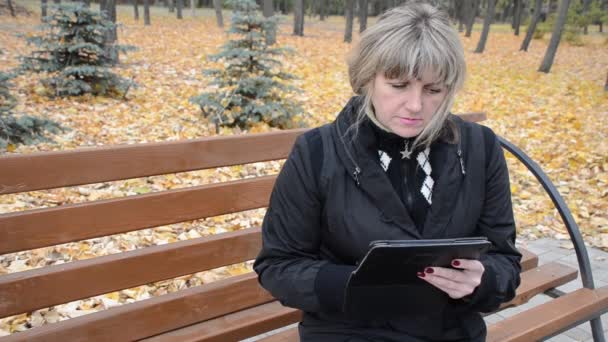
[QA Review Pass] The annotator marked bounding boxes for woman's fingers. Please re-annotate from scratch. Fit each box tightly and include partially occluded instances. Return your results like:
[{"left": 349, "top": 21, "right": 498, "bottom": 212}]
[
  {"left": 418, "top": 271, "right": 469, "bottom": 299},
  {"left": 417, "top": 260, "right": 485, "bottom": 299},
  {"left": 451, "top": 259, "right": 485, "bottom": 273}
]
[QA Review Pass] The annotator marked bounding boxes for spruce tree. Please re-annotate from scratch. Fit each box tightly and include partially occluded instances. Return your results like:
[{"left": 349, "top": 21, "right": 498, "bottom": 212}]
[
  {"left": 190, "top": 0, "right": 305, "bottom": 131},
  {"left": 0, "top": 66, "right": 62, "bottom": 152},
  {"left": 20, "top": 4, "right": 136, "bottom": 98}
]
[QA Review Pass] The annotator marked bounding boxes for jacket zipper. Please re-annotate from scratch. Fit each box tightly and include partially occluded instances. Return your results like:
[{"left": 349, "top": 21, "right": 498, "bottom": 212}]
[{"left": 336, "top": 124, "right": 363, "bottom": 186}]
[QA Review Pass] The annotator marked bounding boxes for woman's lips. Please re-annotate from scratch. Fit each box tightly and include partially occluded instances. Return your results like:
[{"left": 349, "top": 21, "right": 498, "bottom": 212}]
[{"left": 398, "top": 117, "right": 421, "bottom": 126}]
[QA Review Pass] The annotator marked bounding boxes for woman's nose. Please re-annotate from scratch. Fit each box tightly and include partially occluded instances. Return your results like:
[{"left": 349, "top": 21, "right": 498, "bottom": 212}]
[{"left": 403, "top": 88, "right": 422, "bottom": 113}]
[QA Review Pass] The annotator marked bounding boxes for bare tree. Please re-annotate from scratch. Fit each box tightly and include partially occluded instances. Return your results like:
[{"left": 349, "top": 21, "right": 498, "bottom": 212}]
[
  {"left": 319, "top": 0, "right": 326, "bottom": 20},
  {"left": 465, "top": 0, "right": 479, "bottom": 37},
  {"left": 344, "top": 0, "right": 355, "bottom": 42},
  {"left": 539, "top": 0, "right": 570, "bottom": 73},
  {"left": 263, "top": 0, "right": 273, "bottom": 17},
  {"left": 513, "top": 0, "right": 522, "bottom": 35},
  {"left": 176, "top": 0, "right": 183, "bottom": 19},
  {"left": 263, "top": 0, "right": 276, "bottom": 45},
  {"left": 7, "top": 0, "right": 16, "bottom": 16},
  {"left": 520, "top": 0, "right": 542, "bottom": 51},
  {"left": 359, "top": 0, "right": 368, "bottom": 32},
  {"left": 133, "top": 0, "right": 139, "bottom": 20},
  {"left": 474, "top": 0, "right": 496, "bottom": 53},
  {"left": 144, "top": 0, "right": 151, "bottom": 25},
  {"left": 213, "top": 0, "right": 223, "bottom": 27},
  {"left": 582, "top": 0, "right": 592, "bottom": 34},
  {"left": 457, "top": 0, "right": 466, "bottom": 32},
  {"left": 293, "top": 0, "right": 304, "bottom": 36},
  {"left": 41, "top": 0, "right": 47, "bottom": 18}
]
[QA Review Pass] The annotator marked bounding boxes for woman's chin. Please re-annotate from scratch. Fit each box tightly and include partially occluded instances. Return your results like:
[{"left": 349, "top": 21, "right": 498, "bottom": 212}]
[{"left": 390, "top": 126, "right": 423, "bottom": 139}]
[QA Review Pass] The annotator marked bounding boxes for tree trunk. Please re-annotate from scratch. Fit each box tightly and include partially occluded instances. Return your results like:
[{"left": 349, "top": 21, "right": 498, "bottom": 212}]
[
  {"left": 176, "top": 0, "right": 183, "bottom": 18},
  {"left": 41, "top": 0, "right": 47, "bottom": 19},
  {"left": 7, "top": 0, "right": 16, "bottom": 16},
  {"left": 263, "top": 0, "right": 273, "bottom": 17},
  {"left": 144, "top": 0, "right": 151, "bottom": 25},
  {"left": 293, "top": 0, "right": 304, "bottom": 36},
  {"left": 582, "top": 0, "right": 591, "bottom": 34},
  {"left": 110, "top": 0, "right": 117, "bottom": 41},
  {"left": 520, "top": 0, "right": 542, "bottom": 51},
  {"left": 539, "top": 0, "right": 570, "bottom": 73},
  {"left": 513, "top": 0, "right": 522, "bottom": 35},
  {"left": 548, "top": 0, "right": 557, "bottom": 13},
  {"left": 133, "top": 0, "right": 139, "bottom": 20},
  {"left": 169, "top": 0, "right": 175, "bottom": 12},
  {"left": 457, "top": 0, "right": 467, "bottom": 32},
  {"left": 358, "top": 0, "right": 367, "bottom": 32},
  {"left": 465, "top": 0, "right": 478, "bottom": 37},
  {"left": 474, "top": 0, "right": 495, "bottom": 53},
  {"left": 344, "top": 0, "right": 354, "bottom": 42},
  {"left": 102, "top": 0, "right": 118, "bottom": 64},
  {"left": 319, "top": 0, "right": 325, "bottom": 20},
  {"left": 213, "top": 0, "right": 223, "bottom": 27},
  {"left": 263, "top": 0, "right": 276, "bottom": 45},
  {"left": 501, "top": 1, "right": 510, "bottom": 22},
  {"left": 190, "top": 0, "right": 195, "bottom": 16}
]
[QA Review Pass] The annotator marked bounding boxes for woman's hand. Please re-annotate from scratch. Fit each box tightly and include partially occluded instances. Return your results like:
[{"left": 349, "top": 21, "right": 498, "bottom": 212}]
[{"left": 417, "top": 259, "right": 485, "bottom": 299}]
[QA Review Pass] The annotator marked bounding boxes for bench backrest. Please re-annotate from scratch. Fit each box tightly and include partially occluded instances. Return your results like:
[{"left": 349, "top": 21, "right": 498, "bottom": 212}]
[{"left": 0, "top": 114, "right": 486, "bottom": 340}]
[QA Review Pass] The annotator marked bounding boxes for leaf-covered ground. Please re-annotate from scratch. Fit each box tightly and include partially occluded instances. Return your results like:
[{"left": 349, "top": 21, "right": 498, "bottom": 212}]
[{"left": 0, "top": 3, "right": 607, "bottom": 334}]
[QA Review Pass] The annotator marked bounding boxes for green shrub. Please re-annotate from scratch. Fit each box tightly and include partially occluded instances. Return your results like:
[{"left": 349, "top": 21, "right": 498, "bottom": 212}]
[
  {"left": 20, "top": 4, "right": 136, "bottom": 98},
  {"left": 190, "top": 0, "right": 305, "bottom": 131}
]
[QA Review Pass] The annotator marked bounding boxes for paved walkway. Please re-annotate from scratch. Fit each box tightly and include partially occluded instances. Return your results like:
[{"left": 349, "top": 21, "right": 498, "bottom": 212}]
[
  {"left": 246, "top": 238, "right": 608, "bottom": 341},
  {"left": 492, "top": 238, "right": 608, "bottom": 342}
]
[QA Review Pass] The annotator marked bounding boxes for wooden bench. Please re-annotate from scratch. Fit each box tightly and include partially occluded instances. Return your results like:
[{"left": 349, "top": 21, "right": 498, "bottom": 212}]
[{"left": 0, "top": 113, "right": 606, "bottom": 341}]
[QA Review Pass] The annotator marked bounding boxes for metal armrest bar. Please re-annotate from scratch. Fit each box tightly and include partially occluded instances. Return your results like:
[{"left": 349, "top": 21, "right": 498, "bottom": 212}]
[
  {"left": 499, "top": 136, "right": 594, "bottom": 289},
  {"left": 499, "top": 136, "right": 605, "bottom": 342}
]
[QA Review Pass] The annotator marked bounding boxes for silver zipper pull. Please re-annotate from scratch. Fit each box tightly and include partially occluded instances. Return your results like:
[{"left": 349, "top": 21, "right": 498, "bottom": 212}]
[
  {"left": 457, "top": 149, "right": 466, "bottom": 175},
  {"left": 353, "top": 167, "right": 361, "bottom": 186}
]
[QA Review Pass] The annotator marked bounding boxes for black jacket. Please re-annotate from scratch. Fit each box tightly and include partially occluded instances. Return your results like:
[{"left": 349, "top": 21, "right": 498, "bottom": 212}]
[{"left": 254, "top": 97, "right": 521, "bottom": 341}]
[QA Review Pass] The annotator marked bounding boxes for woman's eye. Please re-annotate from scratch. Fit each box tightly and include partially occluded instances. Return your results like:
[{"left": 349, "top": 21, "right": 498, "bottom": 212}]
[
  {"left": 426, "top": 88, "right": 443, "bottom": 94},
  {"left": 391, "top": 82, "right": 409, "bottom": 89}
]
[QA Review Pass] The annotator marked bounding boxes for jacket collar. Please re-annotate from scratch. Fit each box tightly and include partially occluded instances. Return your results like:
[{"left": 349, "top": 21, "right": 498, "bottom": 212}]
[{"left": 331, "top": 97, "right": 466, "bottom": 239}]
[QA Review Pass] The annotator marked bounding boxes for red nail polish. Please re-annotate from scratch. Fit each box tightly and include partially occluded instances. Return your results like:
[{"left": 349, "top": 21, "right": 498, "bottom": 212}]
[
  {"left": 417, "top": 271, "right": 425, "bottom": 278},
  {"left": 425, "top": 267, "right": 434, "bottom": 274},
  {"left": 452, "top": 260, "right": 461, "bottom": 267}
]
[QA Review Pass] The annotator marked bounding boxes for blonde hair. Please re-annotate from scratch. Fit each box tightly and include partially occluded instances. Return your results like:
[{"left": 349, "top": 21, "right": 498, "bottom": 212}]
[{"left": 347, "top": 2, "right": 466, "bottom": 148}]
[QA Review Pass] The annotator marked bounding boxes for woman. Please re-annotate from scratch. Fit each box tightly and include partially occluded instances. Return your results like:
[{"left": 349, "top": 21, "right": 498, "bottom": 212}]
[{"left": 254, "top": 3, "right": 521, "bottom": 341}]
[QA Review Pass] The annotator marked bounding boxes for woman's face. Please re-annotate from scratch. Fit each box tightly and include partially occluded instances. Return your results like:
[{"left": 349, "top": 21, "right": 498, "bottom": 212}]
[{"left": 371, "top": 71, "right": 447, "bottom": 138}]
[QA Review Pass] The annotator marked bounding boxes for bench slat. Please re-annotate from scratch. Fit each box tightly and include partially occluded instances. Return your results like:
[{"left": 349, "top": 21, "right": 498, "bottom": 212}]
[
  {"left": 139, "top": 301, "right": 301, "bottom": 342},
  {"left": 0, "top": 129, "right": 304, "bottom": 195},
  {"left": 487, "top": 286, "right": 608, "bottom": 341},
  {"left": 496, "top": 262, "right": 577, "bottom": 310},
  {"left": 1, "top": 273, "right": 274, "bottom": 342},
  {"left": 0, "top": 177, "right": 274, "bottom": 254},
  {"left": 0, "top": 243, "right": 538, "bottom": 320},
  {"left": 0, "top": 113, "right": 485, "bottom": 196},
  {"left": 0, "top": 228, "right": 261, "bottom": 319},
  {"left": 150, "top": 259, "right": 575, "bottom": 342},
  {"left": 519, "top": 248, "right": 538, "bottom": 272},
  {"left": 257, "top": 325, "right": 298, "bottom": 342}
]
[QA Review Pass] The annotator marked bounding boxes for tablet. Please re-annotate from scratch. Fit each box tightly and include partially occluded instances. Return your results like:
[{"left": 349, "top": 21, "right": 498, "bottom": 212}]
[
  {"left": 342, "top": 237, "right": 492, "bottom": 317},
  {"left": 349, "top": 237, "right": 492, "bottom": 287}
]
